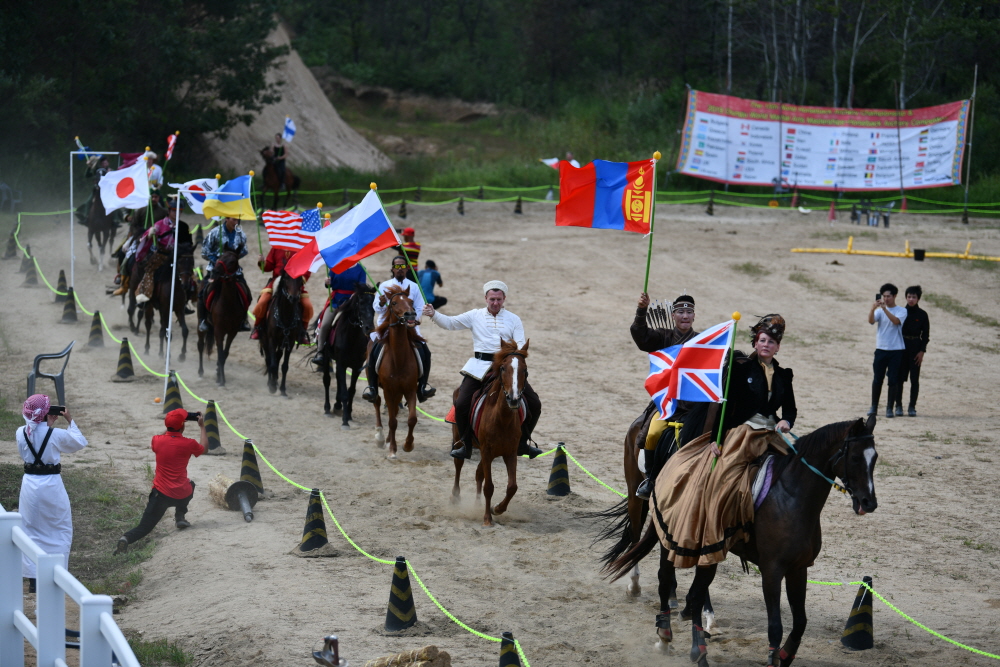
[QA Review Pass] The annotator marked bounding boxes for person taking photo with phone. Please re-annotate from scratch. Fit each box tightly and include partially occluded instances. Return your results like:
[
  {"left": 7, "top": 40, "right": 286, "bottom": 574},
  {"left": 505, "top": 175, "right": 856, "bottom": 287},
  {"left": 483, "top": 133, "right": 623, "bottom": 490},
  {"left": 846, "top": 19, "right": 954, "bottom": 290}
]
[
  {"left": 116, "top": 409, "right": 207, "bottom": 554},
  {"left": 15, "top": 396, "right": 88, "bottom": 592},
  {"left": 868, "top": 283, "right": 907, "bottom": 418}
]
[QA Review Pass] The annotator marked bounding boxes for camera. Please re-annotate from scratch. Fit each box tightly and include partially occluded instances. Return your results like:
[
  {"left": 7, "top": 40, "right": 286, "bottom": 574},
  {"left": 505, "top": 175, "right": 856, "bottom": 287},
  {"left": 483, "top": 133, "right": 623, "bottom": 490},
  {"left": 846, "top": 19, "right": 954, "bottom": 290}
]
[
  {"left": 185, "top": 411, "right": 201, "bottom": 422},
  {"left": 875, "top": 293, "right": 883, "bottom": 302},
  {"left": 47, "top": 405, "right": 66, "bottom": 416}
]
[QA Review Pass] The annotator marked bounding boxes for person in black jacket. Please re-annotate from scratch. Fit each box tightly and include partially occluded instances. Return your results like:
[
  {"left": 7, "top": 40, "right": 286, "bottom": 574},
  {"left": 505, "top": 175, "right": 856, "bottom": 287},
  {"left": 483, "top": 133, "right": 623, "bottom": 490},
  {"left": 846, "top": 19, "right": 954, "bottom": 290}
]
[
  {"left": 894, "top": 285, "right": 929, "bottom": 417},
  {"left": 723, "top": 315, "right": 796, "bottom": 434}
]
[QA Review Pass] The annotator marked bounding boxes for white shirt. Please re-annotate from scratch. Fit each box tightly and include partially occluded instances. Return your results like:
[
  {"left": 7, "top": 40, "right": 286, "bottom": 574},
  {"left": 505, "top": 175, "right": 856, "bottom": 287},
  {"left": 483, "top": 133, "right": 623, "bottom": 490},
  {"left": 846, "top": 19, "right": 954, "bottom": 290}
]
[
  {"left": 373, "top": 277, "right": 425, "bottom": 339},
  {"left": 148, "top": 164, "right": 164, "bottom": 189},
  {"left": 17, "top": 421, "right": 88, "bottom": 465},
  {"left": 873, "top": 305, "right": 907, "bottom": 351},
  {"left": 429, "top": 307, "right": 526, "bottom": 379}
]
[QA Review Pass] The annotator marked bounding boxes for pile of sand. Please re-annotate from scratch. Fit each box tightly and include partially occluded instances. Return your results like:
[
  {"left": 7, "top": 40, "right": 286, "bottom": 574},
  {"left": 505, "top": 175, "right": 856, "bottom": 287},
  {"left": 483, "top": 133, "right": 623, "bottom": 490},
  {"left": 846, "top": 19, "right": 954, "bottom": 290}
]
[{"left": 201, "top": 24, "right": 392, "bottom": 175}]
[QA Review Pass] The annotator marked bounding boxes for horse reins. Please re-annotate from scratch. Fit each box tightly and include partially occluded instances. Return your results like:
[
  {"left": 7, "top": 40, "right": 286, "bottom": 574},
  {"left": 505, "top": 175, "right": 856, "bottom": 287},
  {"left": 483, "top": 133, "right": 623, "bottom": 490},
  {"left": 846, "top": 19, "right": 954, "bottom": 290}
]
[
  {"left": 496, "top": 351, "right": 527, "bottom": 406},
  {"left": 386, "top": 292, "right": 416, "bottom": 326},
  {"left": 779, "top": 431, "right": 871, "bottom": 498}
]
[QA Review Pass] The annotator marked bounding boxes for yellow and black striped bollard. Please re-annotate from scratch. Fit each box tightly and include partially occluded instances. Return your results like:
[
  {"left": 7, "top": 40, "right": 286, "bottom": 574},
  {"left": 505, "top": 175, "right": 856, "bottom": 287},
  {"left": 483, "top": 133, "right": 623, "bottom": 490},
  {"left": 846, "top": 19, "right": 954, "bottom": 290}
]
[
  {"left": 240, "top": 439, "right": 265, "bottom": 496},
  {"left": 18, "top": 244, "right": 32, "bottom": 273},
  {"left": 111, "top": 337, "right": 135, "bottom": 382},
  {"left": 204, "top": 400, "right": 225, "bottom": 455},
  {"left": 457, "top": 197, "right": 465, "bottom": 216},
  {"left": 514, "top": 196, "right": 523, "bottom": 215},
  {"left": 162, "top": 372, "right": 183, "bottom": 413},
  {"left": 840, "top": 576, "right": 874, "bottom": 650},
  {"left": 498, "top": 632, "right": 521, "bottom": 667},
  {"left": 298, "top": 489, "right": 329, "bottom": 553},
  {"left": 22, "top": 260, "right": 38, "bottom": 287},
  {"left": 88, "top": 311, "right": 104, "bottom": 347},
  {"left": 546, "top": 443, "right": 570, "bottom": 496},
  {"left": 384, "top": 556, "right": 417, "bottom": 631},
  {"left": 399, "top": 200, "right": 407, "bottom": 219},
  {"left": 55, "top": 270, "right": 68, "bottom": 302},
  {"left": 61, "top": 287, "right": 78, "bottom": 323},
  {"left": 2, "top": 229, "right": 17, "bottom": 260}
]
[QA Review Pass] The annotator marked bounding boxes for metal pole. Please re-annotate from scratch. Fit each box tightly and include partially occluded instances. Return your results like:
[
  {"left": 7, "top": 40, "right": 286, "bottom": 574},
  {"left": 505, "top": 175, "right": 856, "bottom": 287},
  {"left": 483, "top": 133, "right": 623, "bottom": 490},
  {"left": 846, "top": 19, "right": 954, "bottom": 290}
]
[
  {"left": 163, "top": 195, "right": 182, "bottom": 399},
  {"left": 962, "top": 64, "right": 978, "bottom": 225}
]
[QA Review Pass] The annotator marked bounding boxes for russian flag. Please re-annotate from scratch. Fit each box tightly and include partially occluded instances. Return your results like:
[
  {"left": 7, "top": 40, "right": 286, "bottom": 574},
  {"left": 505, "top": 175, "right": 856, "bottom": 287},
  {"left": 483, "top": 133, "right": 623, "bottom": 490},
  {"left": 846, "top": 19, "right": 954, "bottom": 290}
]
[
  {"left": 556, "top": 159, "right": 655, "bottom": 233},
  {"left": 285, "top": 189, "right": 400, "bottom": 278}
]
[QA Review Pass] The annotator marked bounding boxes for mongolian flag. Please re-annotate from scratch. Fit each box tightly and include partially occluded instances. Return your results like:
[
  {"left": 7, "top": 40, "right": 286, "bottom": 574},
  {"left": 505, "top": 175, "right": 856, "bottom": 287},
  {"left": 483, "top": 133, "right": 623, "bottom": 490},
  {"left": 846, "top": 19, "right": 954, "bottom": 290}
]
[
  {"left": 202, "top": 175, "right": 256, "bottom": 220},
  {"left": 556, "top": 159, "right": 655, "bottom": 233}
]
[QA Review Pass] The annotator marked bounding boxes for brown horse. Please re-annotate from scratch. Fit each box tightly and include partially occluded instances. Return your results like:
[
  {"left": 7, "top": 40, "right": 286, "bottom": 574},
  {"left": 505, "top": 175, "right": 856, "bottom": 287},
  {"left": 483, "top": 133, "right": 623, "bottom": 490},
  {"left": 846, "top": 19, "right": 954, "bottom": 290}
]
[
  {"left": 371, "top": 285, "right": 420, "bottom": 459},
  {"left": 258, "top": 271, "right": 304, "bottom": 396},
  {"left": 198, "top": 251, "right": 246, "bottom": 386},
  {"left": 451, "top": 340, "right": 529, "bottom": 527},
  {"left": 84, "top": 183, "right": 117, "bottom": 271},
  {"left": 142, "top": 244, "right": 195, "bottom": 362},
  {"left": 259, "top": 146, "right": 300, "bottom": 210}
]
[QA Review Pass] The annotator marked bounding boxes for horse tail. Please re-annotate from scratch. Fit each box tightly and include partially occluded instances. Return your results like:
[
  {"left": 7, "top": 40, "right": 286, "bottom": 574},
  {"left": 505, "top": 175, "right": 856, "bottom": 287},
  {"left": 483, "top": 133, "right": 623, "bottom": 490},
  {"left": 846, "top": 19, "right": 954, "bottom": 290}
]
[
  {"left": 582, "top": 497, "right": 638, "bottom": 570},
  {"left": 604, "top": 518, "right": 659, "bottom": 582}
]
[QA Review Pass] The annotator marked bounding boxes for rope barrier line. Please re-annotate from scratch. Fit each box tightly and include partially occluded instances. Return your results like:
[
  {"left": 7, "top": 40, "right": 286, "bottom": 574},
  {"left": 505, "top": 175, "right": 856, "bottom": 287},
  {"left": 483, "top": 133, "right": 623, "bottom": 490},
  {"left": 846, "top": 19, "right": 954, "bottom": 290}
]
[
  {"left": 343, "top": 369, "right": 447, "bottom": 423},
  {"left": 12, "top": 211, "right": 999, "bottom": 664}
]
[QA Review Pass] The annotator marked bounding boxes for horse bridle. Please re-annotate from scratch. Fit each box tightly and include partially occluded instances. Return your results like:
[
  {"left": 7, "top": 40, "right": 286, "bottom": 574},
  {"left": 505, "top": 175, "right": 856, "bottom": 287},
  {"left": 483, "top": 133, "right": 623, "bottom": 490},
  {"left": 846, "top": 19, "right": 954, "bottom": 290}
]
[
  {"left": 386, "top": 292, "right": 416, "bottom": 326},
  {"left": 498, "top": 351, "right": 527, "bottom": 407},
  {"left": 783, "top": 431, "right": 873, "bottom": 500},
  {"left": 346, "top": 291, "right": 374, "bottom": 330}
]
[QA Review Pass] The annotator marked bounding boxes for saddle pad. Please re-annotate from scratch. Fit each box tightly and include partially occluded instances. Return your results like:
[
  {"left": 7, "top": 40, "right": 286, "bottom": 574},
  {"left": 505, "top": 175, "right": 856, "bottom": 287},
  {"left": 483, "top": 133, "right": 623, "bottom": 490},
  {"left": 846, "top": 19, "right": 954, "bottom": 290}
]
[
  {"left": 205, "top": 281, "right": 251, "bottom": 312},
  {"left": 470, "top": 391, "right": 526, "bottom": 439},
  {"left": 374, "top": 343, "right": 423, "bottom": 378},
  {"left": 751, "top": 454, "right": 776, "bottom": 510},
  {"left": 445, "top": 405, "right": 457, "bottom": 424}
]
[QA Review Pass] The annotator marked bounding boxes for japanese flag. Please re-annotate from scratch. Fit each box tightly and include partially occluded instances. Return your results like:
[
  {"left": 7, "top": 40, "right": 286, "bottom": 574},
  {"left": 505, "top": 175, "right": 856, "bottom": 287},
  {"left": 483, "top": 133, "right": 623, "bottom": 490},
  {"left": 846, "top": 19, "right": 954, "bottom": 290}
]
[{"left": 98, "top": 158, "right": 150, "bottom": 213}]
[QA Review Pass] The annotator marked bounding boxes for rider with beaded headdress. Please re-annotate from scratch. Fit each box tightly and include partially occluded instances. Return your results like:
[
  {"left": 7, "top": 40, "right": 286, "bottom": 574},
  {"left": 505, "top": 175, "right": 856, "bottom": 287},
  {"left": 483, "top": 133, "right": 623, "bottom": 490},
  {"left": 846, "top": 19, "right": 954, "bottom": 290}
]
[
  {"left": 199, "top": 217, "right": 252, "bottom": 332},
  {"left": 423, "top": 279, "right": 543, "bottom": 460},
  {"left": 631, "top": 292, "right": 701, "bottom": 500}
]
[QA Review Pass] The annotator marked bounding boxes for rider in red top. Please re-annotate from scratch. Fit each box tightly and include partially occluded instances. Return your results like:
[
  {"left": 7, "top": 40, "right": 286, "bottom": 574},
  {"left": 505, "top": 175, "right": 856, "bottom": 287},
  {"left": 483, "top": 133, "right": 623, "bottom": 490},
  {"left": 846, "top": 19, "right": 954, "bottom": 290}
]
[{"left": 250, "top": 246, "right": 313, "bottom": 343}]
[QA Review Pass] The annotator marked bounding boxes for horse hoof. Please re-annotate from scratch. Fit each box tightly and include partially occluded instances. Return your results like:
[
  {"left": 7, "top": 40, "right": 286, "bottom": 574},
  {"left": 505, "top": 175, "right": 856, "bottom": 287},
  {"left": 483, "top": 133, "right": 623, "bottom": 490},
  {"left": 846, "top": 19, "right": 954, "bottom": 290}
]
[
  {"left": 374, "top": 429, "right": 384, "bottom": 447},
  {"left": 654, "top": 638, "right": 670, "bottom": 653},
  {"left": 341, "top": 424, "right": 350, "bottom": 431},
  {"left": 669, "top": 596, "right": 679, "bottom": 610},
  {"left": 626, "top": 578, "right": 642, "bottom": 598},
  {"left": 703, "top": 611, "right": 716, "bottom": 636},
  {"left": 491, "top": 505, "right": 504, "bottom": 516},
  {"left": 268, "top": 386, "right": 276, "bottom": 395},
  {"left": 403, "top": 442, "right": 414, "bottom": 453},
  {"left": 387, "top": 453, "right": 397, "bottom": 460},
  {"left": 178, "top": 354, "right": 186, "bottom": 363},
  {"left": 90, "top": 257, "right": 97, "bottom": 266},
  {"left": 450, "top": 494, "right": 460, "bottom": 505}
]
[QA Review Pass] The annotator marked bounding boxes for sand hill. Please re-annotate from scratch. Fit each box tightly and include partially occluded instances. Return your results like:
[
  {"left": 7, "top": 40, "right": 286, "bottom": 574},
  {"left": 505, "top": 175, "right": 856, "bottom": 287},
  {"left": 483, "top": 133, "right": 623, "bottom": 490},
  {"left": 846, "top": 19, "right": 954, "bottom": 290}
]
[{"left": 202, "top": 24, "right": 392, "bottom": 175}]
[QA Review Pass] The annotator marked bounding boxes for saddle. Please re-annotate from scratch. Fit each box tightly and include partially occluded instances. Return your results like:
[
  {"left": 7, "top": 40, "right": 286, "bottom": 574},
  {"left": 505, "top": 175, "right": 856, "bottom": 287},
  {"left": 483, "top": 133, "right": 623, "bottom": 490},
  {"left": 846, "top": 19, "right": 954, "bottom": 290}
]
[
  {"left": 444, "top": 372, "right": 527, "bottom": 440},
  {"left": 373, "top": 341, "right": 423, "bottom": 379},
  {"left": 204, "top": 267, "right": 251, "bottom": 312}
]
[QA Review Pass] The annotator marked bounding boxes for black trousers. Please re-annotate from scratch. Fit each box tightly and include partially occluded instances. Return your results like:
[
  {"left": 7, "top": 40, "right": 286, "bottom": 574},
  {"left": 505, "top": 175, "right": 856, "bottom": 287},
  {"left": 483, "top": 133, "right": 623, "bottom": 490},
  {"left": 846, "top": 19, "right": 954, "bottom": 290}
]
[
  {"left": 367, "top": 340, "right": 431, "bottom": 389},
  {"left": 453, "top": 374, "right": 541, "bottom": 448},
  {"left": 872, "top": 349, "right": 903, "bottom": 407},
  {"left": 123, "top": 483, "right": 195, "bottom": 544},
  {"left": 895, "top": 343, "right": 923, "bottom": 408}
]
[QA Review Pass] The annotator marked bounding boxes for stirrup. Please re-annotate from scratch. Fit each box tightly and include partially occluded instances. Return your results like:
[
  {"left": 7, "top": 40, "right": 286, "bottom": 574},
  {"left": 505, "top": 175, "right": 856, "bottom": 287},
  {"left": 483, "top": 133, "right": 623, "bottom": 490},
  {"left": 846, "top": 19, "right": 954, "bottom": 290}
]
[
  {"left": 417, "top": 384, "right": 436, "bottom": 402},
  {"left": 450, "top": 441, "right": 472, "bottom": 459},
  {"left": 636, "top": 475, "right": 653, "bottom": 501},
  {"left": 362, "top": 386, "right": 377, "bottom": 403},
  {"left": 517, "top": 440, "right": 543, "bottom": 459}
]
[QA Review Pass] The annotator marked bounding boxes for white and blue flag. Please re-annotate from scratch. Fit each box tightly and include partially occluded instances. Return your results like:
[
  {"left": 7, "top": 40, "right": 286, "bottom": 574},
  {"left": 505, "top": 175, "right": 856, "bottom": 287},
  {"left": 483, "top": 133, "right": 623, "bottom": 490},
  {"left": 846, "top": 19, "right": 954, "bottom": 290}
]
[{"left": 282, "top": 116, "right": 297, "bottom": 143}]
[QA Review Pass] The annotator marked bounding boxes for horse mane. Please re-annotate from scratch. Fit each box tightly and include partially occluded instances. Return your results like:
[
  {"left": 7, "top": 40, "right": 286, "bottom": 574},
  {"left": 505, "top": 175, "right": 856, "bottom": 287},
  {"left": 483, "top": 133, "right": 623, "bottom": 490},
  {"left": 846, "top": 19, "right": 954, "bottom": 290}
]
[
  {"left": 770, "top": 419, "right": 863, "bottom": 480},
  {"left": 488, "top": 339, "right": 526, "bottom": 376},
  {"left": 374, "top": 285, "right": 424, "bottom": 343}
]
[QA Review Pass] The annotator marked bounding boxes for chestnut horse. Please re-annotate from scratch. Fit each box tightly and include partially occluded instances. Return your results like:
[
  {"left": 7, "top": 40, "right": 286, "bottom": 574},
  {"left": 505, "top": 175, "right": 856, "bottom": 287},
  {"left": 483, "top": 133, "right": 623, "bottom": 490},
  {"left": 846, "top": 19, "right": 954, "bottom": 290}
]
[
  {"left": 607, "top": 416, "right": 879, "bottom": 667},
  {"left": 259, "top": 271, "right": 304, "bottom": 396},
  {"left": 371, "top": 285, "right": 421, "bottom": 459},
  {"left": 198, "top": 251, "right": 245, "bottom": 386},
  {"left": 451, "top": 340, "right": 529, "bottom": 527},
  {"left": 260, "top": 146, "right": 300, "bottom": 210}
]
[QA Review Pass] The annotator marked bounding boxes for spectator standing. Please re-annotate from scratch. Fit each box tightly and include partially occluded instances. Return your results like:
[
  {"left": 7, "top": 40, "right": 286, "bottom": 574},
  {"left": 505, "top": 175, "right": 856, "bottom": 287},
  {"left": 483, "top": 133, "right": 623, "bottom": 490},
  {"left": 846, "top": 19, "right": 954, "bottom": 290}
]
[
  {"left": 116, "top": 409, "right": 207, "bottom": 554},
  {"left": 895, "top": 285, "right": 929, "bottom": 417},
  {"left": 418, "top": 260, "right": 447, "bottom": 309},
  {"left": 868, "top": 282, "right": 907, "bottom": 418},
  {"left": 16, "top": 395, "right": 87, "bottom": 591}
]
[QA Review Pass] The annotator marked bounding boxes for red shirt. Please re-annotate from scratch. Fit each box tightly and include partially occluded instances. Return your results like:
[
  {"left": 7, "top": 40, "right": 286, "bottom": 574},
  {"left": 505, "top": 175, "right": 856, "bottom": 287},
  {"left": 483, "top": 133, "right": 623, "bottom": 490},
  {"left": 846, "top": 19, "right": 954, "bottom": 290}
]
[
  {"left": 151, "top": 432, "right": 205, "bottom": 499},
  {"left": 261, "top": 247, "right": 310, "bottom": 280}
]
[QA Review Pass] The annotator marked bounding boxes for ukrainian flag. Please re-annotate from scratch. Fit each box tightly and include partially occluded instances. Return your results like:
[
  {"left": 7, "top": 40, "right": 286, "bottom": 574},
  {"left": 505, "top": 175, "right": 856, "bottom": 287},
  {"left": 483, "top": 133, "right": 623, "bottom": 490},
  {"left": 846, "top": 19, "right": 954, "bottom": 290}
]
[{"left": 202, "top": 175, "right": 256, "bottom": 220}]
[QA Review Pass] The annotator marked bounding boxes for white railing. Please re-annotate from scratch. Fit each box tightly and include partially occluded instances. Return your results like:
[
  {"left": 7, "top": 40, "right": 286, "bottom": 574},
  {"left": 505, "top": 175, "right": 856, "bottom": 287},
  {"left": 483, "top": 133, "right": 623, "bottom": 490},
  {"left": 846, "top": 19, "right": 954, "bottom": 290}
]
[{"left": 0, "top": 503, "right": 139, "bottom": 667}]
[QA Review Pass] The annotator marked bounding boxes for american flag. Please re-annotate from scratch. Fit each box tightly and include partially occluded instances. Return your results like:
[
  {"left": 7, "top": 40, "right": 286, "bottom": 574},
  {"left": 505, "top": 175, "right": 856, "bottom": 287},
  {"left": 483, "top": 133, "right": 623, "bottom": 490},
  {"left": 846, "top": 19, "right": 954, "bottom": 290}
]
[
  {"left": 645, "top": 319, "right": 735, "bottom": 419},
  {"left": 262, "top": 208, "right": 322, "bottom": 250}
]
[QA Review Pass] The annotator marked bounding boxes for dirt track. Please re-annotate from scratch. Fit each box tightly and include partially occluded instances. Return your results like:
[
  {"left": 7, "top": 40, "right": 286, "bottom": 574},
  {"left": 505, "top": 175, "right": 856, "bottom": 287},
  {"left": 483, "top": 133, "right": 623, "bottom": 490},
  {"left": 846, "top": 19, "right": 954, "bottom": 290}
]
[{"left": 1, "top": 202, "right": 999, "bottom": 667}]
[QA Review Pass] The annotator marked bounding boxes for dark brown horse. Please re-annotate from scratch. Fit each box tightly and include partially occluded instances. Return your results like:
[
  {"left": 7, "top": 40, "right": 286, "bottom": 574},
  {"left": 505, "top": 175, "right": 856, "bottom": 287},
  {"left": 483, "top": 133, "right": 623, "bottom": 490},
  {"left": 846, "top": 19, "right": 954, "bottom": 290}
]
[
  {"left": 451, "top": 340, "right": 529, "bottom": 527},
  {"left": 84, "top": 183, "right": 117, "bottom": 271},
  {"left": 607, "top": 416, "right": 879, "bottom": 667},
  {"left": 198, "top": 251, "right": 246, "bottom": 386},
  {"left": 142, "top": 243, "right": 195, "bottom": 362},
  {"left": 321, "top": 283, "right": 375, "bottom": 428},
  {"left": 258, "top": 270, "right": 304, "bottom": 396},
  {"left": 371, "top": 285, "right": 420, "bottom": 459},
  {"left": 259, "top": 146, "right": 300, "bottom": 210}
]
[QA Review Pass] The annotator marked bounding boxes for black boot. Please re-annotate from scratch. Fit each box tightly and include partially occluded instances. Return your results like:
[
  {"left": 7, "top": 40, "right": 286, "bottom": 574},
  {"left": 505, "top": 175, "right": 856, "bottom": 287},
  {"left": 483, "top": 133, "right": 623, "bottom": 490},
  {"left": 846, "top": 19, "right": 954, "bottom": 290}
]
[
  {"left": 517, "top": 436, "right": 543, "bottom": 459},
  {"left": 362, "top": 344, "right": 380, "bottom": 402},
  {"left": 636, "top": 469, "right": 654, "bottom": 500},
  {"left": 416, "top": 343, "right": 435, "bottom": 402},
  {"left": 450, "top": 438, "right": 473, "bottom": 459}
]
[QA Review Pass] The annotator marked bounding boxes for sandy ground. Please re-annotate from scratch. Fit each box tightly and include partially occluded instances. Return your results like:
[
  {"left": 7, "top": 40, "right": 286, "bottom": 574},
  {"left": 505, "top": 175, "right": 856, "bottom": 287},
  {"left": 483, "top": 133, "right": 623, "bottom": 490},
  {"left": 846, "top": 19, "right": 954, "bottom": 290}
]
[{"left": 1, "top": 202, "right": 999, "bottom": 667}]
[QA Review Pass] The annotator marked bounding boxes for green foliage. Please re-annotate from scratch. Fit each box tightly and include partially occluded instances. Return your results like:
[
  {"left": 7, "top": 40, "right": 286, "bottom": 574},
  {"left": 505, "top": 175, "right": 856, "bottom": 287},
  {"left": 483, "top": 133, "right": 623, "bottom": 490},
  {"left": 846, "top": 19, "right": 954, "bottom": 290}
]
[
  {"left": 0, "top": 395, "right": 22, "bottom": 444},
  {"left": 731, "top": 262, "right": 772, "bottom": 276},
  {"left": 123, "top": 631, "right": 193, "bottom": 667},
  {"left": 923, "top": 293, "right": 999, "bottom": 327}
]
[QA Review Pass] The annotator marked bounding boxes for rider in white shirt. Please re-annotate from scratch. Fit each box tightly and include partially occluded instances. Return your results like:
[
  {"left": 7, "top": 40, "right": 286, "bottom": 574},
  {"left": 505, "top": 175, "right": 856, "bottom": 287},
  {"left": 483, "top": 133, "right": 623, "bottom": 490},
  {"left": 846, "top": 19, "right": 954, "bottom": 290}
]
[
  {"left": 423, "top": 280, "right": 543, "bottom": 460},
  {"left": 362, "top": 256, "right": 435, "bottom": 403}
]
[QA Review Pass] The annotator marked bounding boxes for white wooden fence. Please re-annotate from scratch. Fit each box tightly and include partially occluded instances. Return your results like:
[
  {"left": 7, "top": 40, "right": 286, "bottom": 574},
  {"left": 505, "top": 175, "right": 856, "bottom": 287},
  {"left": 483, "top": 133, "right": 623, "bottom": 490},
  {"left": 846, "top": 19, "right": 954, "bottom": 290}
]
[{"left": 0, "top": 503, "right": 139, "bottom": 667}]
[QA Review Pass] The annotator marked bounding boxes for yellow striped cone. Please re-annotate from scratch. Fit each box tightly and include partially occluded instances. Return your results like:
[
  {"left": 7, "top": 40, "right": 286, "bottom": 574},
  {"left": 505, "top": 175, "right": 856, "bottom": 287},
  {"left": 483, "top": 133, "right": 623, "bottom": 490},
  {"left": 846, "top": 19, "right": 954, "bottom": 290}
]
[
  {"left": 514, "top": 196, "right": 523, "bottom": 215},
  {"left": 22, "top": 261, "right": 37, "bottom": 287},
  {"left": 399, "top": 200, "right": 407, "bottom": 219},
  {"left": 457, "top": 197, "right": 465, "bottom": 216},
  {"left": 61, "top": 287, "right": 78, "bottom": 323},
  {"left": 299, "top": 489, "right": 329, "bottom": 552},
  {"left": 384, "top": 556, "right": 417, "bottom": 631},
  {"left": 18, "top": 245, "right": 32, "bottom": 273},
  {"left": 840, "top": 576, "right": 874, "bottom": 650},
  {"left": 498, "top": 632, "right": 521, "bottom": 667},
  {"left": 204, "top": 400, "right": 225, "bottom": 455},
  {"left": 162, "top": 372, "right": 183, "bottom": 413},
  {"left": 55, "top": 270, "right": 68, "bottom": 302},
  {"left": 88, "top": 311, "right": 104, "bottom": 347},
  {"left": 2, "top": 230, "right": 16, "bottom": 259},
  {"left": 240, "top": 439, "right": 265, "bottom": 495},
  {"left": 546, "top": 444, "right": 570, "bottom": 496},
  {"left": 112, "top": 337, "right": 135, "bottom": 382}
]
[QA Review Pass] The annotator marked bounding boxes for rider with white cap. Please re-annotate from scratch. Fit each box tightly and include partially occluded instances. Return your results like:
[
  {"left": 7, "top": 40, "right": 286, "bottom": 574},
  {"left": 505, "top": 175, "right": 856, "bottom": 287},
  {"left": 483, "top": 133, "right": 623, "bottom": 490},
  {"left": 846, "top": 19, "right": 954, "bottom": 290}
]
[{"left": 423, "top": 280, "right": 543, "bottom": 460}]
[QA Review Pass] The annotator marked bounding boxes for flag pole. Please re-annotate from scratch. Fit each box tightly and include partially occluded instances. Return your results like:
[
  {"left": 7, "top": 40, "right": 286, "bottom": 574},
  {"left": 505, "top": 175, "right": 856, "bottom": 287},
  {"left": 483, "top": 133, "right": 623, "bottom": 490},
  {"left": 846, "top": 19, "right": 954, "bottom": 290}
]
[
  {"left": 642, "top": 151, "right": 662, "bottom": 293},
  {"left": 711, "top": 312, "right": 741, "bottom": 471},
  {"left": 370, "top": 182, "right": 430, "bottom": 305},
  {"left": 248, "top": 170, "right": 265, "bottom": 271}
]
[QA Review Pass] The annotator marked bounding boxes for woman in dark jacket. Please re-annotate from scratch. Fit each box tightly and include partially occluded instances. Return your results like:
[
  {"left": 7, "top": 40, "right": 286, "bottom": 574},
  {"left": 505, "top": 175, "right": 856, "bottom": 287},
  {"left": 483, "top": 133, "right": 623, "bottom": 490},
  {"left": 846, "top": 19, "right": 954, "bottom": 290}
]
[{"left": 724, "top": 315, "right": 796, "bottom": 433}]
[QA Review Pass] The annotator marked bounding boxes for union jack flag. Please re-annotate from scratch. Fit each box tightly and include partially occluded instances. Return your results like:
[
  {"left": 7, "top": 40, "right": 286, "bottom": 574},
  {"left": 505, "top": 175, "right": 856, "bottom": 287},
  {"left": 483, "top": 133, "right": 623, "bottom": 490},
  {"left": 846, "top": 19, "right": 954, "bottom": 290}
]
[{"left": 644, "top": 319, "right": 735, "bottom": 419}]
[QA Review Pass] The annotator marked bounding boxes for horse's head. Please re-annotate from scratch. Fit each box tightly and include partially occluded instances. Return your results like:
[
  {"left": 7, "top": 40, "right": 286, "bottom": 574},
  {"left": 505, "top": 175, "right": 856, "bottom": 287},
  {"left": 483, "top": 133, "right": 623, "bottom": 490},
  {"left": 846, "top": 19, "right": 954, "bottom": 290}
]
[
  {"left": 351, "top": 283, "right": 377, "bottom": 335},
  {"left": 493, "top": 340, "right": 529, "bottom": 409},
  {"left": 834, "top": 415, "right": 879, "bottom": 515},
  {"left": 384, "top": 285, "right": 416, "bottom": 326},
  {"left": 216, "top": 250, "right": 240, "bottom": 278},
  {"left": 260, "top": 146, "right": 274, "bottom": 163},
  {"left": 276, "top": 270, "right": 303, "bottom": 300}
]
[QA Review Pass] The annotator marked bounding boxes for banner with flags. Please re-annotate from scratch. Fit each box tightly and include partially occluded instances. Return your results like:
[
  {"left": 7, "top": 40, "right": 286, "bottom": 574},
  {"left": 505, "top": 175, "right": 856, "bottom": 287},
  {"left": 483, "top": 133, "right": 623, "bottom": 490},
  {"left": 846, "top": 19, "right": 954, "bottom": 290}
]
[
  {"left": 645, "top": 319, "right": 735, "bottom": 420},
  {"left": 556, "top": 158, "right": 655, "bottom": 233},
  {"left": 202, "top": 174, "right": 256, "bottom": 220},
  {"left": 168, "top": 178, "right": 218, "bottom": 215},
  {"left": 285, "top": 189, "right": 399, "bottom": 278},
  {"left": 98, "top": 158, "right": 150, "bottom": 213},
  {"left": 282, "top": 116, "right": 296, "bottom": 142},
  {"left": 262, "top": 208, "right": 322, "bottom": 250}
]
